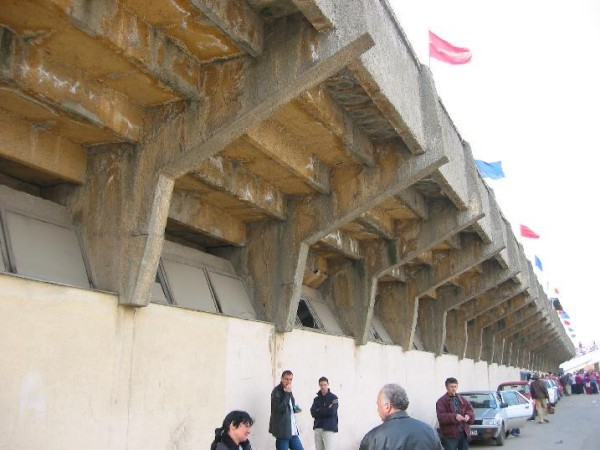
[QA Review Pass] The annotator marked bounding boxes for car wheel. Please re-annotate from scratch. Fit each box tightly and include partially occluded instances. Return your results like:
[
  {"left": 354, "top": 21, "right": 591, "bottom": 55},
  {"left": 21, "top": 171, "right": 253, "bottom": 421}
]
[{"left": 496, "top": 425, "right": 505, "bottom": 446}]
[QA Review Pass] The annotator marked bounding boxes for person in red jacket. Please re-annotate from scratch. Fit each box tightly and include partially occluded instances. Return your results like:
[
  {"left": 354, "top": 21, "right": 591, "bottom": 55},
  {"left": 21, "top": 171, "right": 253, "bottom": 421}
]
[{"left": 436, "top": 377, "right": 475, "bottom": 450}]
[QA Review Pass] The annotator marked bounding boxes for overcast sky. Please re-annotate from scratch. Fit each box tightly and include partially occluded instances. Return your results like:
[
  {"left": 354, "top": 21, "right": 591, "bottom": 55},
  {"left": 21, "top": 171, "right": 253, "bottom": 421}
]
[{"left": 388, "top": 0, "right": 600, "bottom": 344}]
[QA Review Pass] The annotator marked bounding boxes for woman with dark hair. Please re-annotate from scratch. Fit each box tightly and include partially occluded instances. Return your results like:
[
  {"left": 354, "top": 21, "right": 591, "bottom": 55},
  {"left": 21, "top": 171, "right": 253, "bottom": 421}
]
[{"left": 210, "top": 410, "right": 254, "bottom": 450}]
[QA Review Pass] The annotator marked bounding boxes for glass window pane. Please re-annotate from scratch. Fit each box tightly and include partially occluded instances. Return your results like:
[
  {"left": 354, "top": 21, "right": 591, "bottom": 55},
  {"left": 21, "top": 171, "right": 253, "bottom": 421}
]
[
  {"left": 5, "top": 211, "right": 89, "bottom": 288},
  {"left": 162, "top": 259, "right": 217, "bottom": 313},
  {"left": 371, "top": 316, "right": 394, "bottom": 343},
  {"left": 309, "top": 299, "right": 343, "bottom": 334},
  {"left": 150, "top": 281, "right": 169, "bottom": 305},
  {"left": 207, "top": 271, "right": 256, "bottom": 320}
]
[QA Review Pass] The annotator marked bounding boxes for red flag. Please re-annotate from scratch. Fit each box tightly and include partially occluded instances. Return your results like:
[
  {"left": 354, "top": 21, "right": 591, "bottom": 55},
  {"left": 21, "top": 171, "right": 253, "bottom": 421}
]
[
  {"left": 520, "top": 224, "right": 540, "bottom": 239},
  {"left": 429, "top": 30, "right": 472, "bottom": 65}
]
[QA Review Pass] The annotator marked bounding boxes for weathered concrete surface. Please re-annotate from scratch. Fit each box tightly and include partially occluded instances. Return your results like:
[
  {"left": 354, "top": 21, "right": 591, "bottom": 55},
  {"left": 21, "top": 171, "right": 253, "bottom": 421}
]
[{"left": 0, "top": 1, "right": 576, "bottom": 447}]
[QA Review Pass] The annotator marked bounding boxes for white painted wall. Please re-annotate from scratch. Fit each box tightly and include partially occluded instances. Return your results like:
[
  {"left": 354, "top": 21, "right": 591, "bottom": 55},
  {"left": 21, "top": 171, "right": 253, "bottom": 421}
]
[{"left": 0, "top": 274, "right": 521, "bottom": 450}]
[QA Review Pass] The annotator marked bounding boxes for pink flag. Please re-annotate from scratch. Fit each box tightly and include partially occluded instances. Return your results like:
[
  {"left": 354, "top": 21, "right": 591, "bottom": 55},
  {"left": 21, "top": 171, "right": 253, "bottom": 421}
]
[
  {"left": 429, "top": 30, "right": 472, "bottom": 65},
  {"left": 520, "top": 224, "right": 540, "bottom": 239}
]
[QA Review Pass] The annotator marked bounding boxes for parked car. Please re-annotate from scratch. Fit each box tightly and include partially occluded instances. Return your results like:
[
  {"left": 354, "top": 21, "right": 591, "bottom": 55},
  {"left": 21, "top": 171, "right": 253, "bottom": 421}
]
[
  {"left": 498, "top": 389, "right": 534, "bottom": 434},
  {"left": 543, "top": 378, "right": 560, "bottom": 406},
  {"left": 459, "top": 390, "right": 532, "bottom": 446}
]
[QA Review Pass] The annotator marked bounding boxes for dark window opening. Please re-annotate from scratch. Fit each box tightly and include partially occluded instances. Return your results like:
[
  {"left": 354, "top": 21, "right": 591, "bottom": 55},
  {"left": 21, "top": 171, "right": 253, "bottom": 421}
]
[{"left": 296, "top": 299, "right": 323, "bottom": 330}]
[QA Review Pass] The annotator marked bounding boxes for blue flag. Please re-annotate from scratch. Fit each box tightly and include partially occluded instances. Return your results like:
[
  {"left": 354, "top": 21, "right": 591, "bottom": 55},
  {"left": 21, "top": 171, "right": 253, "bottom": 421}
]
[
  {"left": 535, "top": 256, "right": 543, "bottom": 271},
  {"left": 475, "top": 160, "right": 505, "bottom": 179}
]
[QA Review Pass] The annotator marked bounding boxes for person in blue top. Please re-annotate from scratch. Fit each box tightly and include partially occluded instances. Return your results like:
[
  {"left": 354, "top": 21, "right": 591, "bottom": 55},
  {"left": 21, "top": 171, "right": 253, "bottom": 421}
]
[{"left": 310, "top": 376, "right": 339, "bottom": 450}]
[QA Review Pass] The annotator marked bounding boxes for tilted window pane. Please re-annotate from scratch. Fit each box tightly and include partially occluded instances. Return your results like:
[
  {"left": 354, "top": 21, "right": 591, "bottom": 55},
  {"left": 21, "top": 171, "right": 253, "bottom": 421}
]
[
  {"left": 5, "top": 211, "right": 89, "bottom": 288},
  {"left": 207, "top": 271, "right": 256, "bottom": 320},
  {"left": 161, "top": 259, "right": 217, "bottom": 313},
  {"left": 309, "top": 299, "right": 343, "bottom": 335}
]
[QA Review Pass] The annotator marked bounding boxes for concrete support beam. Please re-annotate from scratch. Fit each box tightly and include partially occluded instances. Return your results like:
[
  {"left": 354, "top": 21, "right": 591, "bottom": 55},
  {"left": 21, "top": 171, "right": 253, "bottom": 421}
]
[
  {"left": 188, "top": 0, "right": 264, "bottom": 57},
  {"left": 445, "top": 309, "right": 467, "bottom": 357},
  {"left": 499, "top": 308, "right": 546, "bottom": 341},
  {"left": 61, "top": 143, "right": 174, "bottom": 306},
  {"left": 165, "top": 15, "right": 375, "bottom": 178},
  {"left": 245, "top": 121, "right": 331, "bottom": 194},
  {"left": 390, "top": 201, "right": 484, "bottom": 274},
  {"left": 188, "top": 156, "right": 286, "bottom": 219},
  {"left": 396, "top": 186, "right": 429, "bottom": 220},
  {"left": 474, "top": 292, "right": 531, "bottom": 330},
  {"left": 0, "top": 111, "right": 87, "bottom": 184},
  {"left": 0, "top": 27, "right": 144, "bottom": 143},
  {"left": 480, "top": 321, "right": 496, "bottom": 362},
  {"left": 356, "top": 209, "right": 395, "bottom": 240},
  {"left": 296, "top": 86, "right": 374, "bottom": 167},
  {"left": 292, "top": 0, "right": 334, "bottom": 31},
  {"left": 418, "top": 294, "right": 448, "bottom": 355},
  {"left": 465, "top": 318, "right": 483, "bottom": 361},
  {"left": 367, "top": 203, "right": 482, "bottom": 348},
  {"left": 411, "top": 235, "right": 505, "bottom": 301},
  {"left": 236, "top": 131, "right": 447, "bottom": 333},
  {"left": 319, "top": 230, "right": 362, "bottom": 260},
  {"left": 510, "top": 324, "right": 554, "bottom": 367},
  {"left": 439, "top": 261, "right": 522, "bottom": 319},
  {"left": 169, "top": 191, "right": 246, "bottom": 246},
  {"left": 376, "top": 281, "right": 418, "bottom": 349},
  {"left": 502, "top": 315, "right": 548, "bottom": 365},
  {"left": 41, "top": 0, "right": 205, "bottom": 99},
  {"left": 327, "top": 258, "right": 374, "bottom": 344},
  {"left": 460, "top": 256, "right": 531, "bottom": 321},
  {"left": 409, "top": 234, "right": 505, "bottom": 354}
]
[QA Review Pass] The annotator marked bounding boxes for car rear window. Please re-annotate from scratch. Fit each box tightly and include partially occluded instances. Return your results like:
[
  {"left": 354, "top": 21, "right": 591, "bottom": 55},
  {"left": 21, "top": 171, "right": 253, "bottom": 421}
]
[{"left": 499, "top": 383, "right": 530, "bottom": 395}]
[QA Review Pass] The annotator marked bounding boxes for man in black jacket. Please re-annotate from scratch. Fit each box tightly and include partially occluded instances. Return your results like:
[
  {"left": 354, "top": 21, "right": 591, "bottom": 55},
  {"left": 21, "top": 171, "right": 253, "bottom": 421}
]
[
  {"left": 269, "top": 370, "right": 305, "bottom": 450},
  {"left": 529, "top": 373, "right": 550, "bottom": 424},
  {"left": 310, "top": 376, "right": 339, "bottom": 450},
  {"left": 360, "top": 383, "right": 442, "bottom": 450}
]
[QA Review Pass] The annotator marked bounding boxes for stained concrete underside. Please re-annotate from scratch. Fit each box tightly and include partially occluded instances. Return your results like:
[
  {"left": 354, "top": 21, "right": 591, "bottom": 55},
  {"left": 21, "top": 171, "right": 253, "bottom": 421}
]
[{"left": 0, "top": 0, "right": 574, "bottom": 370}]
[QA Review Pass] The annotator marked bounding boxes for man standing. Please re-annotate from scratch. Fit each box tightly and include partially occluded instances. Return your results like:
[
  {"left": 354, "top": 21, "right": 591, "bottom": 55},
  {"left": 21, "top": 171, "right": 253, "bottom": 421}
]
[
  {"left": 435, "top": 377, "right": 474, "bottom": 450},
  {"left": 529, "top": 373, "right": 550, "bottom": 424},
  {"left": 269, "top": 370, "right": 305, "bottom": 450},
  {"left": 359, "top": 383, "right": 442, "bottom": 450},
  {"left": 310, "top": 376, "right": 338, "bottom": 450}
]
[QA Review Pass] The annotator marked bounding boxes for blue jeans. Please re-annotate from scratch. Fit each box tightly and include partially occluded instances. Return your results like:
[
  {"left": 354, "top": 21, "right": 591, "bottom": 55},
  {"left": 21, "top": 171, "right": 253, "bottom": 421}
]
[
  {"left": 276, "top": 435, "right": 304, "bottom": 450},
  {"left": 441, "top": 431, "right": 469, "bottom": 450}
]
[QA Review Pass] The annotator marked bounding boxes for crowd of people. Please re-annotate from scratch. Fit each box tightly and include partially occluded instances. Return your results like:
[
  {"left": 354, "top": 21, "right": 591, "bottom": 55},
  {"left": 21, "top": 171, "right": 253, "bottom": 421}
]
[
  {"left": 558, "top": 370, "right": 600, "bottom": 395},
  {"left": 210, "top": 372, "right": 483, "bottom": 450}
]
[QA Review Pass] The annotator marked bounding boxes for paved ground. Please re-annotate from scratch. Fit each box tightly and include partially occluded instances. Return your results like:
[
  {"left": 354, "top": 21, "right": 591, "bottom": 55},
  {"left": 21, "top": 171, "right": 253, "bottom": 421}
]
[{"left": 470, "top": 393, "right": 600, "bottom": 449}]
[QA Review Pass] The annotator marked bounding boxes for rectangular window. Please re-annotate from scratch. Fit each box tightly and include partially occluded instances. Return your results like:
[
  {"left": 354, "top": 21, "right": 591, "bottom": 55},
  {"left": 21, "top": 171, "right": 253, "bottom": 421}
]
[
  {"left": 207, "top": 271, "right": 256, "bottom": 320},
  {"left": 309, "top": 298, "right": 344, "bottom": 335},
  {"left": 2, "top": 210, "right": 90, "bottom": 288},
  {"left": 161, "top": 258, "right": 218, "bottom": 313},
  {"left": 151, "top": 241, "right": 258, "bottom": 321},
  {"left": 296, "top": 298, "right": 324, "bottom": 330},
  {"left": 370, "top": 316, "right": 394, "bottom": 344},
  {"left": 150, "top": 267, "right": 170, "bottom": 305}
]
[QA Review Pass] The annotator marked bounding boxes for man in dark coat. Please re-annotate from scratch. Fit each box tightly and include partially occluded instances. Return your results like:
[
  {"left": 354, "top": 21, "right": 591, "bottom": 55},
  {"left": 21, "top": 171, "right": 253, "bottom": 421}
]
[
  {"left": 310, "top": 376, "right": 339, "bottom": 450},
  {"left": 435, "top": 377, "right": 475, "bottom": 450},
  {"left": 359, "top": 383, "right": 442, "bottom": 450},
  {"left": 269, "top": 370, "right": 304, "bottom": 450},
  {"left": 529, "top": 373, "right": 550, "bottom": 424}
]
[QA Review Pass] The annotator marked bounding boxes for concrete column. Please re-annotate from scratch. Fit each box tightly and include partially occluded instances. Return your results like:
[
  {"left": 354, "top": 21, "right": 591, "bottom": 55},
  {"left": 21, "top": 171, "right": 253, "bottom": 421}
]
[
  {"left": 59, "top": 143, "right": 174, "bottom": 306},
  {"left": 445, "top": 309, "right": 467, "bottom": 357},
  {"left": 376, "top": 281, "right": 418, "bottom": 350}
]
